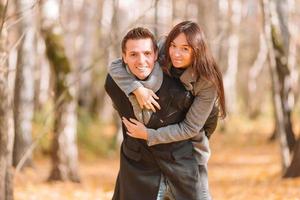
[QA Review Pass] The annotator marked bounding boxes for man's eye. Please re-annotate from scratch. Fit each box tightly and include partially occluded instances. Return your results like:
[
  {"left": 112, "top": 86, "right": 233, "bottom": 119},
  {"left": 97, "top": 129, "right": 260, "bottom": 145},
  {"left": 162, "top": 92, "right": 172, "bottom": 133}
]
[
  {"left": 130, "top": 54, "right": 136, "bottom": 57},
  {"left": 183, "top": 47, "right": 190, "bottom": 51},
  {"left": 145, "top": 52, "right": 151, "bottom": 56}
]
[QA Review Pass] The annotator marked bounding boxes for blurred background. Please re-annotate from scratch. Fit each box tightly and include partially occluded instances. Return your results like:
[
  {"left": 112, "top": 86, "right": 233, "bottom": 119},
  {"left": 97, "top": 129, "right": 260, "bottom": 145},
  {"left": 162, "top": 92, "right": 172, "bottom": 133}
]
[{"left": 0, "top": 0, "right": 300, "bottom": 199}]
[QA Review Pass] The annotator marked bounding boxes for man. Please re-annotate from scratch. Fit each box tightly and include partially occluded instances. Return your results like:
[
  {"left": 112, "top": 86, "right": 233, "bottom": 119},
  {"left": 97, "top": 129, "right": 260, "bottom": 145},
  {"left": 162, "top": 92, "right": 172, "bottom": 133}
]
[{"left": 105, "top": 27, "right": 215, "bottom": 200}]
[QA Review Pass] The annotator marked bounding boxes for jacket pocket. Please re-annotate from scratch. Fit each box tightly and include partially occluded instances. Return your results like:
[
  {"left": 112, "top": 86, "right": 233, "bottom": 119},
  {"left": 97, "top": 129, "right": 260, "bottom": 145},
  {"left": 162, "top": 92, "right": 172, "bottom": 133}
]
[{"left": 171, "top": 142, "right": 194, "bottom": 161}]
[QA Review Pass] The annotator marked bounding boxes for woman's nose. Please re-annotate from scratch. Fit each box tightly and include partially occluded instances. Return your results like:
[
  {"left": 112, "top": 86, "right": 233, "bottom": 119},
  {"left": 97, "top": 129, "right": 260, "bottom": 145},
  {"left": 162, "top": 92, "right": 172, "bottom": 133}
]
[{"left": 173, "top": 49, "right": 181, "bottom": 57}]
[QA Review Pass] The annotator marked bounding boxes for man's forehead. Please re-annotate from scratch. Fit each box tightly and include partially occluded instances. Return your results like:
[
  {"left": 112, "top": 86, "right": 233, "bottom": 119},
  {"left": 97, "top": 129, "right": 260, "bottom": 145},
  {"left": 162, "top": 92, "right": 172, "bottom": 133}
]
[{"left": 125, "top": 38, "right": 154, "bottom": 52}]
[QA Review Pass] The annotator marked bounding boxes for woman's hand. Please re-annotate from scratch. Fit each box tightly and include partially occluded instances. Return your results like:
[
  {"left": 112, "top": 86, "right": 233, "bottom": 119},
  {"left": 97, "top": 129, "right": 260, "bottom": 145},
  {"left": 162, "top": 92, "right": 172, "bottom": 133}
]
[
  {"left": 122, "top": 117, "right": 148, "bottom": 140},
  {"left": 133, "top": 86, "right": 160, "bottom": 112}
]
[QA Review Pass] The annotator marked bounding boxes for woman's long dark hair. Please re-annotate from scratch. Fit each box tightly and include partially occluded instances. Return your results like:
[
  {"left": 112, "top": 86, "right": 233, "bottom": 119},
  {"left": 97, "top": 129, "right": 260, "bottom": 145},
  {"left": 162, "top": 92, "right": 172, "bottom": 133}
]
[{"left": 164, "top": 21, "right": 226, "bottom": 118}]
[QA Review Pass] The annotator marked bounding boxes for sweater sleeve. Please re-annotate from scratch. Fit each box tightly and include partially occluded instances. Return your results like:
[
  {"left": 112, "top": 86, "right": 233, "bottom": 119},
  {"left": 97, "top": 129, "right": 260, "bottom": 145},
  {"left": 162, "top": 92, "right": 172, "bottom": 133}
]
[
  {"left": 108, "top": 58, "right": 143, "bottom": 96},
  {"left": 147, "top": 79, "right": 217, "bottom": 146}
]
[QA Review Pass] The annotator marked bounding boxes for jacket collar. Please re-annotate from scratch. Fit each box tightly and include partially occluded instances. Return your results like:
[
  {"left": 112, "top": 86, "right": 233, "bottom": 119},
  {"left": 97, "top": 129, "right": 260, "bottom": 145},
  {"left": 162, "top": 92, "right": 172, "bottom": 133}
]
[{"left": 180, "top": 66, "right": 197, "bottom": 84}]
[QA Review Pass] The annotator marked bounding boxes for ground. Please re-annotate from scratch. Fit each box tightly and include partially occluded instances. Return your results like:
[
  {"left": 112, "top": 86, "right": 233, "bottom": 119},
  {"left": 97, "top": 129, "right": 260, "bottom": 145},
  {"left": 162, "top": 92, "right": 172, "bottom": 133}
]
[{"left": 15, "top": 122, "right": 300, "bottom": 200}]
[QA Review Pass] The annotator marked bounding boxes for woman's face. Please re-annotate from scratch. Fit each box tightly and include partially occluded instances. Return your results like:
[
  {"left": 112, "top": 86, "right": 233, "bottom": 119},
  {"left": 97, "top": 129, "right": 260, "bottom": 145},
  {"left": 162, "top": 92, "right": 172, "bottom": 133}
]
[{"left": 169, "top": 33, "right": 193, "bottom": 69}]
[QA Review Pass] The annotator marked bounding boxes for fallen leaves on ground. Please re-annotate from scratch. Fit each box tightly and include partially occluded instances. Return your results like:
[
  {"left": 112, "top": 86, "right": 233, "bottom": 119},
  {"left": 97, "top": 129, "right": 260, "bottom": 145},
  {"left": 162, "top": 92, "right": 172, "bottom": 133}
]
[{"left": 15, "top": 122, "right": 300, "bottom": 200}]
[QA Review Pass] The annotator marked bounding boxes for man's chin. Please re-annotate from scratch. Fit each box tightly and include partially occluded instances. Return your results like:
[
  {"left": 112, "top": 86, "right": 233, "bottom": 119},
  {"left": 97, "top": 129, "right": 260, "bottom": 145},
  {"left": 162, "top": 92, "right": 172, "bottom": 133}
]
[{"left": 137, "top": 73, "right": 150, "bottom": 80}]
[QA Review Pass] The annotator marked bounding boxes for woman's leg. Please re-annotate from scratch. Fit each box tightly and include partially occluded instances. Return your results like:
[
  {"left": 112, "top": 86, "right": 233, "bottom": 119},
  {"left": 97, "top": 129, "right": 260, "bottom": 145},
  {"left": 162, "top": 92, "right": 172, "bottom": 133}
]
[
  {"left": 156, "top": 175, "right": 167, "bottom": 200},
  {"left": 156, "top": 175, "right": 176, "bottom": 200},
  {"left": 198, "top": 165, "right": 212, "bottom": 200}
]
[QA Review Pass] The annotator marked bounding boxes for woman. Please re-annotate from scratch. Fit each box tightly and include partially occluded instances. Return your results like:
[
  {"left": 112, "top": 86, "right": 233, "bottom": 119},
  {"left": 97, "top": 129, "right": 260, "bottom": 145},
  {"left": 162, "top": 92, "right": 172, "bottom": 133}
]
[{"left": 109, "top": 21, "right": 226, "bottom": 199}]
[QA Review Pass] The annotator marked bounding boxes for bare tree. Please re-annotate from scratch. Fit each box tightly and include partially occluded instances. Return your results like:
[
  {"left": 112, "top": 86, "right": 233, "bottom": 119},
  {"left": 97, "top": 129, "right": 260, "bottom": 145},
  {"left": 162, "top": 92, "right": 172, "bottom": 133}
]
[
  {"left": 197, "top": 0, "right": 218, "bottom": 42},
  {"left": 110, "top": 0, "right": 121, "bottom": 59},
  {"left": 41, "top": 0, "right": 80, "bottom": 182},
  {"left": 261, "top": 0, "right": 295, "bottom": 172},
  {"left": 13, "top": 0, "right": 36, "bottom": 169},
  {"left": 43, "top": 28, "right": 80, "bottom": 182},
  {"left": 98, "top": 0, "right": 120, "bottom": 123},
  {"left": 247, "top": 33, "right": 267, "bottom": 118},
  {"left": 153, "top": 0, "right": 159, "bottom": 36},
  {"left": 285, "top": 138, "right": 300, "bottom": 177},
  {"left": 89, "top": 0, "right": 107, "bottom": 116},
  {"left": 0, "top": 0, "right": 14, "bottom": 198},
  {"left": 223, "top": 0, "right": 242, "bottom": 114},
  {"left": 77, "top": 0, "right": 98, "bottom": 110},
  {"left": 215, "top": 0, "right": 230, "bottom": 71},
  {"left": 283, "top": 0, "right": 300, "bottom": 178},
  {"left": 33, "top": 35, "right": 51, "bottom": 110}
]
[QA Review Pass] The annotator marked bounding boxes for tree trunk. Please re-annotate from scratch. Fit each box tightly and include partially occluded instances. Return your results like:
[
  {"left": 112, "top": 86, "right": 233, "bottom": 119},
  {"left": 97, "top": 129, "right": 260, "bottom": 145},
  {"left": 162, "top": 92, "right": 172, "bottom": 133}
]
[
  {"left": 0, "top": 1, "right": 14, "bottom": 198},
  {"left": 223, "top": 0, "right": 242, "bottom": 114},
  {"left": 272, "top": 0, "right": 295, "bottom": 152},
  {"left": 284, "top": 138, "right": 300, "bottom": 177},
  {"left": 183, "top": 0, "right": 191, "bottom": 20},
  {"left": 247, "top": 33, "right": 267, "bottom": 118},
  {"left": 153, "top": 0, "right": 159, "bottom": 37},
  {"left": 282, "top": 0, "right": 300, "bottom": 179},
  {"left": 261, "top": 0, "right": 294, "bottom": 172},
  {"left": 77, "top": 0, "right": 97, "bottom": 110},
  {"left": 110, "top": 0, "right": 121, "bottom": 60},
  {"left": 215, "top": 0, "right": 229, "bottom": 66},
  {"left": 0, "top": 64, "right": 14, "bottom": 200},
  {"left": 171, "top": 0, "right": 176, "bottom": 22},
  {"left": 13, "top": 0, "right": 36, "bottom": 169},
  {"left": 43, "top": 28, "right": 80, "bottom": 182},
  {"left": 197, "top": 0, "right": 218, "bottom": 43},
  {"left": 34, "top": 35, "right": 51, "bottom": 110},
  {"left": 89, "top": 0, "right": 106, "bottom": 117}
]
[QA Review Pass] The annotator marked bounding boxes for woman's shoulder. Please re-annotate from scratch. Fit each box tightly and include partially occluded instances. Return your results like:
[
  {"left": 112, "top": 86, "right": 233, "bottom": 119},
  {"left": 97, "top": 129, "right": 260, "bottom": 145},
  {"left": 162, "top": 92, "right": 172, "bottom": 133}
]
[{"left": 193, "top": 76, "right": 216, "bottom": 95}]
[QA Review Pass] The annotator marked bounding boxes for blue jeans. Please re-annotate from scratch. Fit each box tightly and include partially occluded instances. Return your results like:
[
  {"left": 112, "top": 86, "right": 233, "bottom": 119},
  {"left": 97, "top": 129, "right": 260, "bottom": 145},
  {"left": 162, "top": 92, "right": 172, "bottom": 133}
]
[
  {"left": 156, "top": 165, "right": 211, "bottom": 200},
  {"left": 156, "top": 175, "right": 175, "bottom": 200},
  {"left": 198, "top": 165, "right": 212, "bottom": 200}
]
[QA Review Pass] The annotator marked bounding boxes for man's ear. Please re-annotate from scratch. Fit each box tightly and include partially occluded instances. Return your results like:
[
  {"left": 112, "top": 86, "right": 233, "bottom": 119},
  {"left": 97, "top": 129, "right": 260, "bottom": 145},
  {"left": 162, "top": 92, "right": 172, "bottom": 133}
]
[{"left": 154, "top": 51, "right": 158, "bottom": 61}]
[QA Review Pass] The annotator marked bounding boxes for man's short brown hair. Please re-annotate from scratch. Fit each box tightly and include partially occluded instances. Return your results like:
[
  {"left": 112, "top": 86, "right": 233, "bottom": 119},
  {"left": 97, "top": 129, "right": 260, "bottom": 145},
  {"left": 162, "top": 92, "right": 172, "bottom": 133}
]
[{"left": 121, "top": 27, "right": 157, "bottom": 54}]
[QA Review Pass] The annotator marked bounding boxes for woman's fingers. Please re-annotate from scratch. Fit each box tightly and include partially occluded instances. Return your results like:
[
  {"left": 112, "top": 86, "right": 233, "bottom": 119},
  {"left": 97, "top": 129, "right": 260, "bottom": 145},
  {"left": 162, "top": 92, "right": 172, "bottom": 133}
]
[
  {"left": 144, "top": 97, "right": 160, "bottom": 112},
  {"left": 129, "top": 118, "right": 141, "bottom": 125},
  {"left": 123, "top": 118, "right": 147, "bottom": 140},
  {"left": 151, "top": 99, "right": 161, "bottom": 110},
  {"left": 143, "top": 99, "right": 155, "bottom": 112},
  {"left": 126, "top": 131, "right": 134, "bottom": 137},
  {"left": 149, "top": 91, "right": 160, "bottom": 110},
  {"left": 147, "top": 101, "right": 156, "bottom": 112},
  {"left": 151, "top": 92, "right": 159, "bottom": 100},
  {"left": 122, "top": 117, "right": 134, "bottom": 130},
  {"left": 123, "top": 118, "right": 139, "bottom": 139}
]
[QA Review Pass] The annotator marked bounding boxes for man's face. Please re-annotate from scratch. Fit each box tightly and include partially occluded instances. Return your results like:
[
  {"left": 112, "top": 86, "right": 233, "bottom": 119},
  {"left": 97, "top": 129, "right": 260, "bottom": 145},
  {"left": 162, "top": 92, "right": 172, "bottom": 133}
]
[{"left": 122, "top": 38, "right": 157, "bottom": 80}]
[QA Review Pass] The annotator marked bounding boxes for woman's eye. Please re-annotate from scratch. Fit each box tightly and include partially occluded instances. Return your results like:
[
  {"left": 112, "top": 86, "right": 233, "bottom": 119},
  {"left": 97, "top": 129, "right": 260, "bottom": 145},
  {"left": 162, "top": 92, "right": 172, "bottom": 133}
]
[{"left": 183, "top": 47, "right": 190, "bottom": 52}]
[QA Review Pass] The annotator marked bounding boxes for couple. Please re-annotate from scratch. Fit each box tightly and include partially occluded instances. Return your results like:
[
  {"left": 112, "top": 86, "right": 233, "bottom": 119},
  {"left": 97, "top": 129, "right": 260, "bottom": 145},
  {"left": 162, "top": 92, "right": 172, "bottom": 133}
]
[{"left": 105, "top": 21, "right": 226, "bottom": 200}]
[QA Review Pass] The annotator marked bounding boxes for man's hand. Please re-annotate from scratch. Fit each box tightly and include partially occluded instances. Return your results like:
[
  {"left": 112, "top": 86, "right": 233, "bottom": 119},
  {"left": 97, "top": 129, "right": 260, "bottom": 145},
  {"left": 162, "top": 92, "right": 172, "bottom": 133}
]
[
  {"left": 132, "top": 86, "right": 160, "bottom": 112},
  {"left": 122, "top": 117, "right": 148, "bottom": 140}
]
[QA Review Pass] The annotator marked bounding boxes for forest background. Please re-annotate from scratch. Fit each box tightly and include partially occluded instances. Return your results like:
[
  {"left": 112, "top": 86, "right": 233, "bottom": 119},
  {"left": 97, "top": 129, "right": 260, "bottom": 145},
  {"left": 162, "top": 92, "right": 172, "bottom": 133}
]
[{"left": 1, "top": 0, "right": 300, "bottom": 199}]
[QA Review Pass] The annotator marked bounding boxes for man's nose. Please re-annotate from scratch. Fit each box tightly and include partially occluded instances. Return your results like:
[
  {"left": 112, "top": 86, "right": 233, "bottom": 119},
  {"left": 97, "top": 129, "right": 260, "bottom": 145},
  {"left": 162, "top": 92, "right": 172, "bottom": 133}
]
[{"left": 138, "top": 54, "right": 146, "bottom": 64}]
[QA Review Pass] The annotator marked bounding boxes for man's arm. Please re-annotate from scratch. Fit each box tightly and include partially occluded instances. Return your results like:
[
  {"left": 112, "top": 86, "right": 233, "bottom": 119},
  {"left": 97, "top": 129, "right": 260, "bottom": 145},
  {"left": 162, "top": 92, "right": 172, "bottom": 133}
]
[
  {"left": 147, "top": 80, "right": 217, "bottom": 146},
  {"left": 104, "top": 74, "right": 135, "bottom": 120}
]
